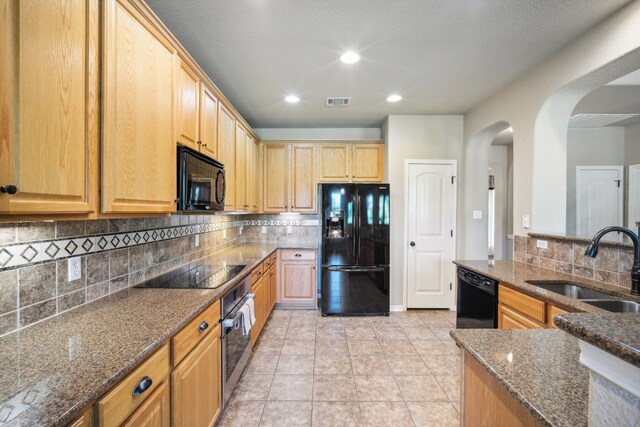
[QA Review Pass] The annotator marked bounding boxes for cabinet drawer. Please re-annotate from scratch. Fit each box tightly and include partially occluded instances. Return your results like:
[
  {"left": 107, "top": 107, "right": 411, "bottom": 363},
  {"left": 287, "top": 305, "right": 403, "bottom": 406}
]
[
  {"left": 269, "top": 252, "right": 277, "bottom": 266},
  {"left": 498, "top": 304, "right": 545, "bottom": 329},
  {"left": 97, "top": 344, "right": 170, "bottom": 427},
  {"left": 251, "top": 264, "right": 265, "bottom": 284},
  {"left": 172, "top": 301, "right": 220, "bottom": 365},
  {"left": 263, "top": 253, "right": 276, "bottom": 270},
  {"left": 499, "top": 285, "right": 546, "bottom": 324},
  {"left": 280, "top": 249, "right": 316, "bottom": 261}
]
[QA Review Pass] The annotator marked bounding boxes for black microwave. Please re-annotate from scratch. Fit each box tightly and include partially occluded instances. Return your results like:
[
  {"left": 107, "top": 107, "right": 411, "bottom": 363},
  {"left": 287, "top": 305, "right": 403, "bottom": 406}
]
[{"left": 177, "top": 146, "right": 225, "bottom": 212}]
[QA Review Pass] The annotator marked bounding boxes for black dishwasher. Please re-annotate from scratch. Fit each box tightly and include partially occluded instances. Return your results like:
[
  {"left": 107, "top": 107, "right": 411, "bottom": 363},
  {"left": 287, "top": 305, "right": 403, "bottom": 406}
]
[{"left": 456, "top": 267, "right": 498, "bottom": 328}]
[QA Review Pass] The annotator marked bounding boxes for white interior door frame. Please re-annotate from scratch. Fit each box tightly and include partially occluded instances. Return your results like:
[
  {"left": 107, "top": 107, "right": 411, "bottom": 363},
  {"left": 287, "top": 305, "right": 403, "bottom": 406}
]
[
  {"left": 629, "top": 164, "right": 640, "bottom": 230},
  {"left": 402, "top": 159, "right": 457, "bottom": 310}
]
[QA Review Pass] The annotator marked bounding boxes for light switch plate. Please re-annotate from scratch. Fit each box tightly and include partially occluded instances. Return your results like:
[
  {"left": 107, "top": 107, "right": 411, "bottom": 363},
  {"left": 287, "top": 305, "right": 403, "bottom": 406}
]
[
  {"left": 536, "top": 239, "right": 548, "bottom": 249},
  {"left": 68, "top": 257, "right": 81, "bottom": 281},
  {"left": 287, "top": 226, "right": 293, "bottom": 234},
  {"left": 262, "top": 226, "right": 267, "bottom": 234},
  {"left": 472, "top": 210, "right": 482, "bottom": 220},
  {"left": 222, "top": 229, "right": 227, "bottom": 240},
  {"left": 522, "top": 214, "right": 530, "bottom": 229},
  {"left": 239, "top": 226, "right": 243, "bottom": 235},
  {"left": 195, "top": 234, "right": 200, "bottom": 247}
]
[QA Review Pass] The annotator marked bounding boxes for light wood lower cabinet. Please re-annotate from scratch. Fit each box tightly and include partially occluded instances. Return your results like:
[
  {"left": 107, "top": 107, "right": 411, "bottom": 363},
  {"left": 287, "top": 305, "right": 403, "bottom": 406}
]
[
  {"left": 0, "top": 0, "right": 99, "bottom": 215},
  {"left": 122, "top": 380, "right": 170, "bottom": 427},
  {"left": 171, "top": 325, "right": 221, "bottom": 427},
  {"left": 498, "top": 284, "right": 571, "bottom": 330},
  {"left": 250, "top": 275, "right": 267, "bottom": 345},
  {"left": 461, "top": 349, "right": 540, "bottom": 427},
  {"left": 278, "top": 250, "right": 317, "bottom": 306},
  {"left": 102, "top": 0, "right": 177, "bottom": 214}
]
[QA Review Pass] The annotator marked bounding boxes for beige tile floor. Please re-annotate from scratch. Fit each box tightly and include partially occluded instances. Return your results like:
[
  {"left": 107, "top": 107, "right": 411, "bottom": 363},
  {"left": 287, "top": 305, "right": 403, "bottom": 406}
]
[{"left": 217, "top": 309, "right": 460, "bottom": 426}]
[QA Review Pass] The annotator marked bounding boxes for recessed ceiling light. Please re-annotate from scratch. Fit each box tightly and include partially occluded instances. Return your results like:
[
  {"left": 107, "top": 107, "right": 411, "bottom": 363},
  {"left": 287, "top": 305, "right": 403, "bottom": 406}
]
[
  {"left": 285, "top": 95, "right": 300, "bottom": 103},
  {"left": 387, "top": 94, "right": 402, "bottom": 103},
  {"left": 340, "top": 52, "right": 360, "bottom": 64}
]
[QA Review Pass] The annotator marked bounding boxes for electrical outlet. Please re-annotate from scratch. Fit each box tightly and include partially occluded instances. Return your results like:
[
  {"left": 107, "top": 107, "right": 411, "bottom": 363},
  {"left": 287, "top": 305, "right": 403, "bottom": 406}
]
[
  {"left": 472, "top": 210, "right": 482, "bottom": 220},
  {"left": 536, "top": 239, "right": 548, "bottom": 249},
  {"left": 262, "top": 226, "right": 267, "bottom": 234},
  {"left": 522, "top": 214, "right": 530, "bottom": 229},
  {"left": 68, "top": 257, "right": 81, "bottom": 281},
  {"left": 195, "top": 234, "right": 200, "bottom": 247},
  {"left": 287, "top": 226, "right": 293, "bottom": 234}
]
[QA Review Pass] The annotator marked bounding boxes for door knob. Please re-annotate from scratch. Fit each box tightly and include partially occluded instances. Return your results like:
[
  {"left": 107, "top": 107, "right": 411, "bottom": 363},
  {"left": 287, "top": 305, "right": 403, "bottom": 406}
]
[
  {"left": 0, "top": 185, "right": 17, "bottom": 195},
  {"left": 410, "top": 241, "right": 416, "bottom": 247}
]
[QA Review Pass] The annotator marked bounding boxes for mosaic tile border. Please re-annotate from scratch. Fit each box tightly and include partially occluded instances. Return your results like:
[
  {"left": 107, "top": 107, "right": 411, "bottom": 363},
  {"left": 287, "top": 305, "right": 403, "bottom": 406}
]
[{"left": 0, "top": 218, "right": 320, "bottom": 271}]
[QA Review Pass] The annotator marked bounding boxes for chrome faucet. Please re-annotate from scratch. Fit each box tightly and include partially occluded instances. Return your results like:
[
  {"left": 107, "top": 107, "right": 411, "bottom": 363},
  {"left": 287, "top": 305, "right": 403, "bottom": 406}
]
[{"left": 585, "top": 226, "right": 640, "bottom": 295}]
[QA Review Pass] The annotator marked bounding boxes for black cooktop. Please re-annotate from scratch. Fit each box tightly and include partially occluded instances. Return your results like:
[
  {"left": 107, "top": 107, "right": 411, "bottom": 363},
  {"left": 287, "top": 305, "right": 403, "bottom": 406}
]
[{"left": 134, "top": 262, "right": 246, "bottom": 290}]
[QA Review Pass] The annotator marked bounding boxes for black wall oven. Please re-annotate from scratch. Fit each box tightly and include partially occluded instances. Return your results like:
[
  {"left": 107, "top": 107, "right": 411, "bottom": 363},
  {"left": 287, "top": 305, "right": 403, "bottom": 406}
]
[{"left": 177, "top": 146, "right": 225, "bottom": 211}]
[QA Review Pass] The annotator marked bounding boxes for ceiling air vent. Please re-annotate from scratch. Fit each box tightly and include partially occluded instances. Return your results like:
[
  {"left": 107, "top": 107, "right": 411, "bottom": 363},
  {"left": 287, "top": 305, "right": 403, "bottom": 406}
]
[{"left": 326, "top": 97, "right": 351, "bottom": 107}]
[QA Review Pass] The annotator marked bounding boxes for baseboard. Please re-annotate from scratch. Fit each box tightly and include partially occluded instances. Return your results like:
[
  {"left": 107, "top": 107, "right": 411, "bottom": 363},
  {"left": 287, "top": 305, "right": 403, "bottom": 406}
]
[{"left": 390, "top": 305, "right": 406, "bottom": 312}]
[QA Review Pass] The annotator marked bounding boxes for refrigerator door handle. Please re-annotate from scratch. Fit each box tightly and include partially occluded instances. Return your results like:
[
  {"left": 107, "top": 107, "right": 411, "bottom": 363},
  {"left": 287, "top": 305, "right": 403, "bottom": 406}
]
[
  {"left": 356, "top": 193, "right": 361, "bottom": 262},
  {"left": 326, "top": 266, "right": 387, "bottom": 272}
]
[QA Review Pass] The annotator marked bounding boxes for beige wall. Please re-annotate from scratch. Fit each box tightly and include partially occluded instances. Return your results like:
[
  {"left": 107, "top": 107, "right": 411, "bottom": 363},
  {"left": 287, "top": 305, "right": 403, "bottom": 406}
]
[
  {"left": 384, "top": 115, "right": 464, "bottom": 307},
  {"left": 462, "top": 0, "right": 640, "bottom": 259}
]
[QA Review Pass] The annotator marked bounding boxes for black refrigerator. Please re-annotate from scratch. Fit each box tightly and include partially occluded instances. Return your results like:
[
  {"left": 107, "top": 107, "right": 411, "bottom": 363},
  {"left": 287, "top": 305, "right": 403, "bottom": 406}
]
[{"left": 320, "top": 183, "right": 390, "bottom": 316}]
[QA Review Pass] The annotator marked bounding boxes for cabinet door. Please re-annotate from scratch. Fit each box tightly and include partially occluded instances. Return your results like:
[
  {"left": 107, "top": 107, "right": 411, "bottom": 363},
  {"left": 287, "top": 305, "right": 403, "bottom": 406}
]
[
  {"left": 217, "top": 104, "right": 236, "bottom": 210},
  {"left": 281, "top": 261, "right": 316, "bottom": 303},
  {"left": 351, "top": 144, "right": 384, "bottom": 182},
  {"left": 171, "top": 327, "right": 222, "bottom": 427},
  {"left": 176, "top": 59, "right": 199, "bottom": 149},
  {"left": 546, "top": 305, "right": 568, "bottom": 328},
  {"left": 291, "top": 145, "right": 316, "bottom": 212},
  {"left": 252, "top": 141, "right": 260, "bottom": 212},
  {"left": 245, "top": 135, "right": 256, "bottom": 213},
  {"left": 317, "top": 144, "right": 350, "bottom": 182},
  {"left": 102, "top": 0, "right": 177, "bottom": 213},
  {"left": 270, "top": 266, "right": 277, "bottom": 311},
  {"left": 199, "top": 84, "right": 218, "bottom": 159},
  {"left": 122, "top": 380, "right": 170, "bottom": 427},
  {"left": 0, "top": 0, "right": 98, "bottom": 214},
  {"left": 235, "top": 124, "right": 247, "bottom": 211},
  {"left": 263, "top": 144, "right": 288, "bottom": 212},
  {"left": 250, "top": 279, "right": 265, "bottom": 344}
]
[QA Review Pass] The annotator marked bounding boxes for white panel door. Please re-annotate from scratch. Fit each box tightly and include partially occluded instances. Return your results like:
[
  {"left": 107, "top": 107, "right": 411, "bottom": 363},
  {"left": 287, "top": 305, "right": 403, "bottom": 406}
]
[
  {"left": 576, "top": 166, "right": 623, "bottom": 237},
  {"left": 406, "top": 162, "right": 456, "bottom": 309}
]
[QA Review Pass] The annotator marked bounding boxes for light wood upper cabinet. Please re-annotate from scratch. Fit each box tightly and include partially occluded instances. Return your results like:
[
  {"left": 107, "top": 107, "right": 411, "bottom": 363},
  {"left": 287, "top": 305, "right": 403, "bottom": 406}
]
[
  {"left": 235, "top": 124, "right": 247, "bottom": 212},
  {"left": 171, "top": 327, "right": 222, "bottom": 427},
  {"left": 102, "top": 0, "right": 177, "bottom": 213},
  {"left": 317, "top": 143, "right": 384, "bottom": 183},
  {"left": 218, "top": 104, "right": 236, "bottom": 210},
  {"left": 0, "top": 0, "right": 99, "bottom": 214},
  {"left": 199, "top": 84, "right": 218, "bottom": 159},
  {"left": 317, "top": 145, "right": 350, "bottom": 182},
  {"left": 176, "top": 59, "right": 199, "bottom": 150},
  {"left": 352, "top": 144, "right": 384, "bottom": 182},
  {"left": 245, "top": 136, "right": 258, "bottom": 212},
  {"left": 252, "top": 140, "right": 261, "bottom": 212},
  {"left": 263, "top": 144, "right": 288, "bottom": 212},
  {"left": 291, "top": 144, "right": 316, "bottom": 212}
]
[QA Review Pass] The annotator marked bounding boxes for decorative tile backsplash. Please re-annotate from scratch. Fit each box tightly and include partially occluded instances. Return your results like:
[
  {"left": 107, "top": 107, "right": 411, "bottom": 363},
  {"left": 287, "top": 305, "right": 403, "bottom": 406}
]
[
  {"left": 513, "top": 235, "right": 634, "bottom": 291},
  {"left": 0, "top": 214, "right": 321, "bottom": 336}
]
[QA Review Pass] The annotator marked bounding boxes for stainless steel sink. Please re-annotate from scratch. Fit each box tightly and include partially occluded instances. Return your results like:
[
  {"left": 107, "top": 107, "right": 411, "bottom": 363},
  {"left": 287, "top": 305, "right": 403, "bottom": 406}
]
[
  {"left": 582, "top": 299, "right": 640, "bottom": 313},
  {"left": 525, "top": 280, "right": 618, "bottom": 300}
]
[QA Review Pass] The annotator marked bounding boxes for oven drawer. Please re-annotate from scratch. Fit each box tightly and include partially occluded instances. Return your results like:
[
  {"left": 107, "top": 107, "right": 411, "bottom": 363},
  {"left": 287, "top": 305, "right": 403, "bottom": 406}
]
[
  {"left": 280, "top": 249, "right": 316, "bottom": 261},
  {"left": 172, "top": 300, "right": 220, "bottom": 365}
]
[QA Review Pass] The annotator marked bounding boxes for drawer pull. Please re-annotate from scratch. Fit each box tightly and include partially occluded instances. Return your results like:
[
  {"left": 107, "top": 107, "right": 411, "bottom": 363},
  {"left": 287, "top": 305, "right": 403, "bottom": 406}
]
[
  {"left": 132, "top": 376, "right": 153, "bottom": 396},
  {"left": 256, "top": 271, "right": 262, "bottom": 275},
  {"left": 295, "top": 253, "right": 302, "bottom": 257},
  {"left": 198, "top": 321, "right": 209, "bottom": 333}
]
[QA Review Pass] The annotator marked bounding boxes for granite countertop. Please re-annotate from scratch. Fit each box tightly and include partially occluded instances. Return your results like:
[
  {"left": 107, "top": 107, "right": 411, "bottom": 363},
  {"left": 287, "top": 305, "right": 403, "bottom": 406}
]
[
  {"left": 453, "top": 260, "right": 640, "bottom": 313},
  {"left": 0, "top": 241, "right": 317, "bottom": 427},
  {"left": 555, "top": 312, "right": 640, "bottom": 368},
  {"left": 451, "top": 329, "right": 589, "bottom": 427}
]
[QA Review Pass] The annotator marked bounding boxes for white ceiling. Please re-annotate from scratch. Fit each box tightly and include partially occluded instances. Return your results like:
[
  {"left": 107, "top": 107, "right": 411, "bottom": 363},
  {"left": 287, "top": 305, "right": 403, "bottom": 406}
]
[{"left": 146, "top": 0, "right": 630, "bottom": 128}]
